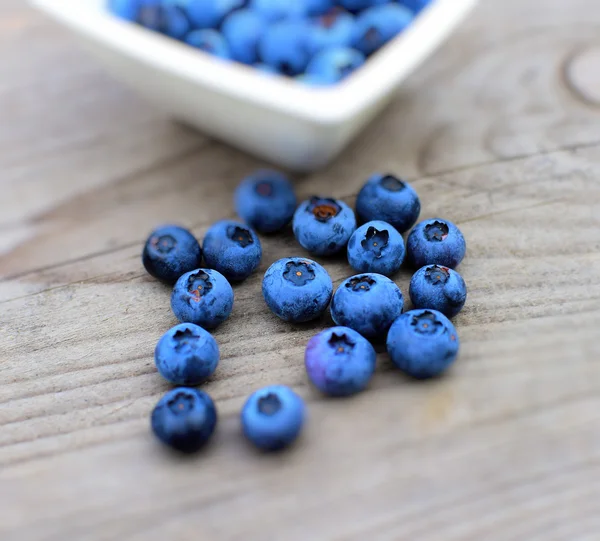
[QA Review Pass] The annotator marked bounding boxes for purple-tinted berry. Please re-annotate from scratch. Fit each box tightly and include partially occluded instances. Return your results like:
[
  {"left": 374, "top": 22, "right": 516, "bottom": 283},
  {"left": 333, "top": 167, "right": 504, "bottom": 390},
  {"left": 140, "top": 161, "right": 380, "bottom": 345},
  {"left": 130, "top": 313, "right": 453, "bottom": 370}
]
[
  {"left": 222, "top": 9, "right": 267, "bottom": 65},
  {"left": 406, "top": 218, "right": 466, "bottom": 269},
  {"left": 185, "top": 29, "right": 231, "bottom": 59},
  {"left": 151, "top": 387, "right": 217, "bottom": 453},
  {"left": 347, "top": 220, "right": 405, "bottom": 276},
  {"left": 305, "top": 326, "right": 376, "bottom": 396},
  {"left": 258, "top": 20, "right": 313, "bottom": 76},
  {"left": 387, "top": 309, "right": 459, "bottom": 379},
  {"left": 355, "top": 173, "right": 420, "bottom": 233},
  {"left": 305, "top": 47, "right": 365, "bottom": 84},
  {"left": 352, "top": 4, "right": 413, "bottom": 55},
  {"left": 330, "top": 273, "right": 404, "bottom": 339},
  {"left": 293, "top": 196, "right": 357, "bottom": 256}
]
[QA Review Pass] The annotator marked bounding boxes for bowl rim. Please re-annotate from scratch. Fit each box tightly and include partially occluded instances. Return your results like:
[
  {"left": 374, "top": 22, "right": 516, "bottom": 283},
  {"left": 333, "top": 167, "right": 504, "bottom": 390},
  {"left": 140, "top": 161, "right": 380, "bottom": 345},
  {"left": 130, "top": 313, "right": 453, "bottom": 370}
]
[{"left": 30, "top": 0, "right": 478, "bottom": 125}]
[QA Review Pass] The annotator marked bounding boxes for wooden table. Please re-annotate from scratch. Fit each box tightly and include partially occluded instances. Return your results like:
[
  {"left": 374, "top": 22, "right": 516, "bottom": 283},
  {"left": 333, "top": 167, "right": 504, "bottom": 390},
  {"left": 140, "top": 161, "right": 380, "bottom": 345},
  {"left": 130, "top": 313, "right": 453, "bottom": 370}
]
[{"left": 2, "top": 0, "right": 600, "bottom": 539}]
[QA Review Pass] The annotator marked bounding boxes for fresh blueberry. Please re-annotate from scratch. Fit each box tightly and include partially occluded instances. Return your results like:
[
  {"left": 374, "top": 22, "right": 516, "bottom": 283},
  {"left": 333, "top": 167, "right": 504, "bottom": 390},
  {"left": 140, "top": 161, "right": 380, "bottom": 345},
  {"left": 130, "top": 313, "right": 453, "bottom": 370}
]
[
  {"left": 306, "top": 0, "right": 334, "bottom": 16},
  {"left": 352, "top": 4, "right": 413, "bottom": 56},
  {"left": 305, "top": 326, "right": 376, "bottom": 396},
  {"left": 330, "top": 273, "right": 404, "bottom": 339},
  {"left": 185, "top": 29, "right": 231, "bottom": 59},
  {"left": 248, "top": 0, "right": 308, "bottom": 21},
  {"left": 337, "top": 0, "right": 388, "bottom": 13},
  {"left": 108, "top": 0, "right": 142, "bottom": 21},
  {"left": 355, "top": 173, "right": 421, "bottom": 233},
  {"left": 293, "top": 196, "right": 357, "bottom": 256},
  {"left": 262, "top": 257, "right": 333, "bottom": 323},
  {"left": 135, "top": 0, "right": 164, "bottom": 31},
  {"left": 171, "top": 268, "right": 234, "bottom": 329},
  {"left": 309, "top": 8, "right": 355, "bottom": 55},
  {"left": 305, "top": 47, "right": 365, "bottom": 84},
  {"left": 202, "top": 220, "right": 262, "bottom": 281},
  {"left": 241, "top": 385, "right": 305, "bottom": 451},
  {"left": 258, "top": 20, "right": 312, "bottom": 76},
  {"left": 409, "top": 265, "right": 467, "bottom": 318},
  {"left": 222, "top": 9, "right": 267, "bottom": 65},
  {"left": 347, "top": 220, "right": 405, "bottom": 276},
  {"left": 160, "top": 5, "right": 192, "bottom": 39},
  {"left": 155, "top": 323, "right": 219, "bottom": 385},
  {"left": 142, "top": 224, "right": 202, "bottom": 284},
  {"left": 151, "top": 387, "right": 217, "bottom": 453},
  {"left": 186, "top": 0, "right": 245, "bottom": 29},
  {"left": 398, "top": 0, "right": 433, "bottom": 14},
  {"left": 387, "top": 309, "right": 459, "bottom": 379},
  {"left": 234, "top": 170, "right": 297, "bottom": 233},
  {"left": 406, "top": 218, "right": 466, "bottom": 269}
]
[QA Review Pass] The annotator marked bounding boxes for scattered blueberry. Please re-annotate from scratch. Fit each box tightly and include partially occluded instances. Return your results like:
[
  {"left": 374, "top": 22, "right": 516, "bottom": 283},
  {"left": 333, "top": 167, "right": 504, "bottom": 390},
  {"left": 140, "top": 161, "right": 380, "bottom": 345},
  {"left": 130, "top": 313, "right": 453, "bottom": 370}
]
[
  {"left": 241, "top": 385, "right": 305, "bottom": 451},
  {"left": 347, "top": 220, "right": 405, "bottom": 276},
  {"left": 186, "top": 0, "right": 245, "bottom": 29},
  {"left": 293, "top": 196, "right": 357, "bottom": 256},
  {"left": 409, "top": 265, "right": 467, "bottom": 318},
  {"left": 249, "top": 0, "right": 308, "bottom": 22},
  {"left": 406, "top": 218, "right": 466, "bottom": 269},
  {"left": 151, "top": 387, "right": 217, "bottom": 453},
  {"left": 355, "top": 173, "right": 421, "bottom": 233},
  {"left": 202, "top": 220, "right": 262, "bottom": 281},
  {"left": 305, "top": 326, "right": 376, "bottom": 396},
  {"left": 171, "top": 268, "right": 234, "bottom": 329},
  {"left": 262, "top": 257, "right": 333, "bottom": 323},
  {"left": 234, "top": 170, "right": 297, "bottom": 233},
  {"left": 352, "top": 4, "right": 413, "bottom": 56},
  {"left": 258, "top": 20, "right": 313, "bottom": 76},
  {"left": 330, "top": 273, "right": 404, "bottom": 339},
  {"left": 305, "top": 47, "right": 365, "bottom": 84},
  {"left": 142, "top": 224, "right": 202, "bottom": 284},
  {"left": 309, "top": 8, "right": 355, "bottom": 55},
  {"left": 185, "top": 29, "right": 231, "bottom": 59},
  {"left": 386, "top": 309, "right": 459, "bottom": 379},
  {"left": 222, "top": 9, "right": 267, "bottom": 65},
  {"left": 155, "top": 323, "right": 220, "bottom": 386}
]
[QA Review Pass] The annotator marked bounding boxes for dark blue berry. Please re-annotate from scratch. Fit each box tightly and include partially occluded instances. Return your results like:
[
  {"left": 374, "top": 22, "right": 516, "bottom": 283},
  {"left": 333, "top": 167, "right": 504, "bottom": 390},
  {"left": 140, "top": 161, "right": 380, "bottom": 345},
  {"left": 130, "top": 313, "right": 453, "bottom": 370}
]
[
  {"left": 151, "top": 387, "right": 217, "bottom": 453},
  {"left": 387, "top": 309, "right": 459, "bottom": 379},
  {"left": 337, "top": 0, "right": 388, "bottom": 13},
  {"left": 258, "top": 20, "right": 313, "bottom": 76},
  {"left": 142, "top": 225, "right": 202, "bottom": 284},
  {"left": 347, "top": 220, "right": 405, "bottom": 276},
  {"left": 305, "top": 326, "right": 376, "bottom": 396},
  {"left": 352, "top": 4, "right": 413, "bottom": 56},
  {"left": 406, "top": 218, "right": 466, "bottom": 269},
  {"left": 155, "top": 323, "right": 219, "bottom": 386},
  {"left": 409, "top": 265, "right": 467, "bottom": 318}
]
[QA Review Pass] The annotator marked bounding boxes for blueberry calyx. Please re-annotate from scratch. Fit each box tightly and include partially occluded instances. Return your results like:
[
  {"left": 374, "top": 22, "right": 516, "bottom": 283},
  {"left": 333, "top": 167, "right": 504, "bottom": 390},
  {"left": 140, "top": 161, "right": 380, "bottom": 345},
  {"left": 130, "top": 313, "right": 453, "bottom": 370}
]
[
  {"left": 172, "top": 328, "right": 198, "bottom": 351},
  {"left": 167, "top": 391, "right": 195, "bottom": 415},
  {"left": 186, "top": 271, "right": 213, "bottom": 303},
  {"left": 307, "top": 197, "right": 341, "bottom": 222},
  {"left": 327, "top": 332, "right": 355, "bottom": 354},
  {"left": 380, "top": 175, "right": 406, "bottom": 192},
  {"left": 410, "top": 310, "right": 444, "bottom": 335},
  {"left": 361, "top": 226, "right": 389, "bottom": 258},
  {"left": 424, "top": 221, "right": 449, "bottom": 242},
  {"left": 258, "top": 393, "right": 282, "bottom": 416},
  {"left": 346, "top": 275, "right": 376, "bottom": 292},
  {"left": 228, "top": 225, "right": 254, "bottom": 247},
  {"left": 255, "top": 181, "right": 273, "bottom": 197},
  {"left": 425, "top": 265, "right": 450, "bottom": 284},
  {"left": 151, "top": 234, "right": 177, "bottom": 254},
  {"left": 283, "top": 260, "right": 316, "bottom": 286}
]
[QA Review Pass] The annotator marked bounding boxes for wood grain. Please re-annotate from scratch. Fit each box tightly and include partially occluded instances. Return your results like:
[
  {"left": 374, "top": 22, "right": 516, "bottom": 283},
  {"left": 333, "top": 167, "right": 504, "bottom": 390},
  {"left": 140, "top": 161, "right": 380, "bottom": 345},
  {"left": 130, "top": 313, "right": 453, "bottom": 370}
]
[{"left": 2, "top": 0, "right": 600, "bottom": 539}]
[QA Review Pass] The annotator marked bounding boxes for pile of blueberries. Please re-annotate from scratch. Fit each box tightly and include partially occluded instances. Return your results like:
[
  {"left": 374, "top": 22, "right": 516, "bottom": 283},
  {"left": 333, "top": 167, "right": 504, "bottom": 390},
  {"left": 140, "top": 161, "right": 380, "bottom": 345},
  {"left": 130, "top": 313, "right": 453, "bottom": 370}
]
[
  {"left": 144, "top": 170, "right": 467, "bottom": 453},
  {"left": 108, "top": 0, "right": 432, "bottom": 85}
]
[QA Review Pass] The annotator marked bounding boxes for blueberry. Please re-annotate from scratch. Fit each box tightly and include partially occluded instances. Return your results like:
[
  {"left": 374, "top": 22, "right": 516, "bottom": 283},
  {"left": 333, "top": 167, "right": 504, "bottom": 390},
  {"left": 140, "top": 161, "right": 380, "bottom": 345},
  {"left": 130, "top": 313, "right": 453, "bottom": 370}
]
[
  {"left": 185, "top": 29, "right": 231, "bottom": 59},
  {"left": 406, "top": 218, "right": 466, "bottom": 269},
  {"left": 398, "top": 0, "right": 433, "bottom": 14},
  {"left": 234, "top": 170, "right": 297, "bottom": 233},
  {"left": 293, "top": 196, "right": 357, "bottom": 256},
  {"left": 151, "top": 387, "right": 217, "bottom": 453},
  {"left": 409, "top": 265, "right": 467, "bottom": 318},
  {"left": 355, "top": 173, "right": 420, "bottom": 233},
  {"left": 262, "top": 257, "right": 333, "bottom": 323},
  {"left": 305, "top": 326, "right": 376, "bottom": 396},
  {"left": 254, "top": 63, "right": 279, "bottom": 74},
  {"left": 241, "top": 385, "right": 305, "bottom": 451},
  {"left": 155, "top": 323, "right": 219, "bottom": 385},
  {"left": 186, "top": 0, "right": 245, "bottom": 29},
  {"left": 160, "top": 5, "right": 192, "bottom": 39},
  {"left": 296, "top": 73, "right": 334, "bottom": 86},
  {"left": 108, "top": 0, "right": 142, "bottom": 21},
  {"left": 171, "top": 268, "right": 234, "bottom": 329},
  {"left": 306, "top": 0, "right": 334, "bottom": 16},
  {"left": 309, "top": 8, "right": 355, "bottom": 55},
  {"left": 330, "top": 273, "right": 403, "bottom": 339},
  {"left": 337, "top": 0, "right": 388, "bottom": 13},
  {"left": 387, "top": 309, "right": 459, "bottom": 379},
  {"left": 248, "top": 0, "right": 308, "bottom": 22},
  {"left": 136, "top": 0, "right": 163, "bottom": 31},
  {"left": 347, "top": 220, "right": 405, "bottom": 276},
  {"left": 352, "top": 4, "right": 413, "bottom": 56},
  {"left": 142, "top": 224, "right": 202, "bottom": 284},
  {"left": 222, "top": 9, "right": 267, "bottom": 65},
  {"left": 258, "top": 20, "right": 312, "bottom": 76},
  {"left": 202, "top": 220, "right": 262, "bottom": 281},
  {"left": 305, "top": 47, "right": 365, "bottom": 84}
]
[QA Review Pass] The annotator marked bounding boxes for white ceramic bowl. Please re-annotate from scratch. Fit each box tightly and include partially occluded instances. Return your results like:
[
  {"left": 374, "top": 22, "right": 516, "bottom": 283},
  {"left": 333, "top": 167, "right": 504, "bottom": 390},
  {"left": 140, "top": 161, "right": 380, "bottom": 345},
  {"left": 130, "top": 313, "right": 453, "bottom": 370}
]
[{"left": 31, "top": 0, "right": 477, "bottom": 171}]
